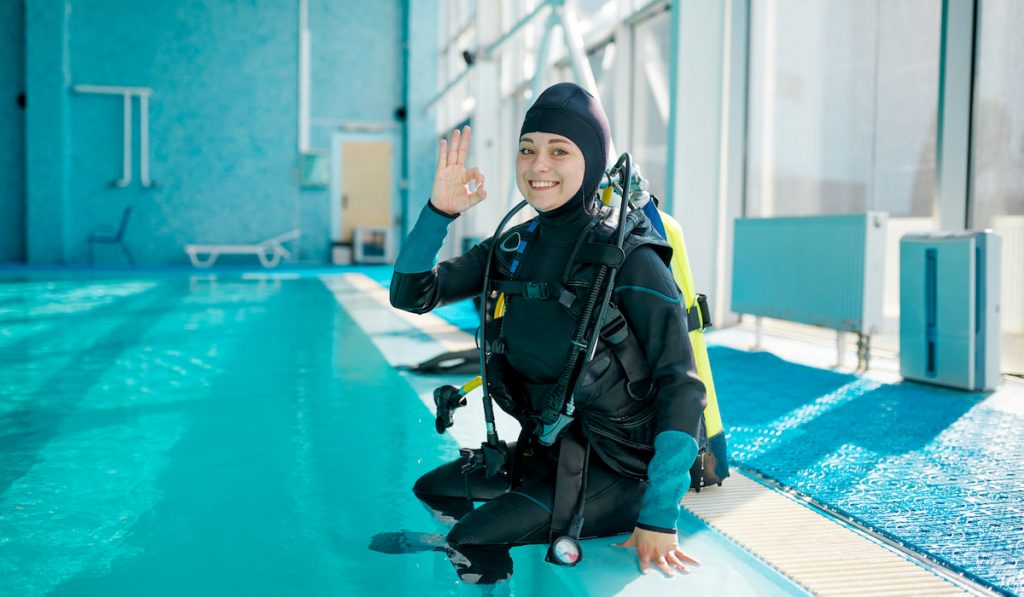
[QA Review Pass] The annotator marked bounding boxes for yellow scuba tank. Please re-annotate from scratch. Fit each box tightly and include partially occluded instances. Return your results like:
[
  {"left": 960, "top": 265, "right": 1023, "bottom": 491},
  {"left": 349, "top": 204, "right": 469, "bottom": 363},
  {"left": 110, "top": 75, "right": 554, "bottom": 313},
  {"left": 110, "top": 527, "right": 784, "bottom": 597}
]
[
  {"left": 657, "top": 209, "right": 728, "bottom": 488},
  {"left": 601, "top": 184, "right": 729, "bottom": 489}
]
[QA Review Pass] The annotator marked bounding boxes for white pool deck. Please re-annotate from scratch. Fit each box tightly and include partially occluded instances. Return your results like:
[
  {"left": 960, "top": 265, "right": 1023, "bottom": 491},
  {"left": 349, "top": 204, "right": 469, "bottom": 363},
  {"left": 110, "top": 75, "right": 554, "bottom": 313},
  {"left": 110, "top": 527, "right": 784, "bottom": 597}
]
[{"left": 322, "top": 273, "right": 1012, "bottom": 596}]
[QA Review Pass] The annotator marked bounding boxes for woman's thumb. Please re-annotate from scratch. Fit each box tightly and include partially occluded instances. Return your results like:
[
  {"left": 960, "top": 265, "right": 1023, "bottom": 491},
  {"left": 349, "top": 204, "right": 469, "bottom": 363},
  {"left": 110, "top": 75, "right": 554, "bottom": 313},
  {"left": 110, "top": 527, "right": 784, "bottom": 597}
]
[{"left": 466, "top": 167, "right": 485, "bottom": 185}]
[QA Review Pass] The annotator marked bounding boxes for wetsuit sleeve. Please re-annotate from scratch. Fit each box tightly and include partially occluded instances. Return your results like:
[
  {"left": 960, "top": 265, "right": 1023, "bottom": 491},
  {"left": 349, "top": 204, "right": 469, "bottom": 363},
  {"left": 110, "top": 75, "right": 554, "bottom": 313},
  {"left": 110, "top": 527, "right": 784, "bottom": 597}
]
[
  {"left": 612, "top": 245, "right": 707, "bottom": 533},
  {"left": 635, "top": 431, "right": 699, "bottom": 533},
  {"left": 394, "top": 201, "right": 458, "bottom": 274},
  {"left": 390, "top": 201, "right": 492, "bottom": 314}
]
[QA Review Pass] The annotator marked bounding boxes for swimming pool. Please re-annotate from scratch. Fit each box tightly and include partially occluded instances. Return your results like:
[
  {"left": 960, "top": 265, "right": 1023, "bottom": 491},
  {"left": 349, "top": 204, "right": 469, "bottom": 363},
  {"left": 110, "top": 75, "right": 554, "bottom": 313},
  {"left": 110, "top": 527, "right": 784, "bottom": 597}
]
[
  {"left": 0, "top": 274, "right": 478, "bottom": 595},
  {"left": 2, "top": 273, "right": 806, "bottom": 596}
]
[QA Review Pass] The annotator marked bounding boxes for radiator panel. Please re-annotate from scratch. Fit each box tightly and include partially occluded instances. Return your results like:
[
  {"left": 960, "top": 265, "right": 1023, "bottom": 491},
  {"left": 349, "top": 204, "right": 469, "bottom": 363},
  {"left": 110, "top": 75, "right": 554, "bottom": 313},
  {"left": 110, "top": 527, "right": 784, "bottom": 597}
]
[{"left": 732, "top": 213, "right": 888, "bottom": 335}]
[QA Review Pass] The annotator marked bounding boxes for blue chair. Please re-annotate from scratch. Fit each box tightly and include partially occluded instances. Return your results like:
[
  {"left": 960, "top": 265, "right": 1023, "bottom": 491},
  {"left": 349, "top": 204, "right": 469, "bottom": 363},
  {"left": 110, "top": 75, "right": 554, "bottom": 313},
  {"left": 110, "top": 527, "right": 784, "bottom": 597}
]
[{"left": 87, "top": 207, "right": 135, "bottom": 266}]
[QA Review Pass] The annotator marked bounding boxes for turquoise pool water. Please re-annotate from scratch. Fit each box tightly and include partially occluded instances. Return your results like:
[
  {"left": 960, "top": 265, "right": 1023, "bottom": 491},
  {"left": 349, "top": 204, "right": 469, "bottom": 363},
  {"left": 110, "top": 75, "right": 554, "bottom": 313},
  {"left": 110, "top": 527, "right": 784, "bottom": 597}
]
[
  {"left": 0, "top": 275, "right": 472, "bottom": 596},
  {"left": 2, "top": 273, "right": 812, "bottom": 597}
]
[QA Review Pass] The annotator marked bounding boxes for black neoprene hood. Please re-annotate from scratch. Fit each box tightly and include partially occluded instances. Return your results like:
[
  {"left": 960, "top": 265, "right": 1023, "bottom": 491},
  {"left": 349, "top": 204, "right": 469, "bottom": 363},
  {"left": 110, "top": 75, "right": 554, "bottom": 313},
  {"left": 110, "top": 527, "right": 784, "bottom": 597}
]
[{"left": 519, "top": 83, "right": 611, "bottom": 202}]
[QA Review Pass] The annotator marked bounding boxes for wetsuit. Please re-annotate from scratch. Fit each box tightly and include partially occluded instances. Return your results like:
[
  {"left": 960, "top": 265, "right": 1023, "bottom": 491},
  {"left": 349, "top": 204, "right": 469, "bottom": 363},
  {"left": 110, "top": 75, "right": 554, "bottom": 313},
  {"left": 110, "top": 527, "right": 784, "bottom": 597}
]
[
  {"left": 388, "top": 83, "right": 706, "bottom": 577},
  {"left": 390, "top": 198, "right": 706, "bottom": 539}
]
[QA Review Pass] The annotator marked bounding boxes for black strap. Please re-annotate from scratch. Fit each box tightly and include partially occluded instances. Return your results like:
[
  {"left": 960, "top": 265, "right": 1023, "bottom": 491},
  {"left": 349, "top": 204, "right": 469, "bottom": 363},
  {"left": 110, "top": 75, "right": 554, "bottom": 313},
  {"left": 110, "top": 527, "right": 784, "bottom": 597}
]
[
  {"left": 599, "top": 303, "right": 652, "bottom": 398},
  {"left": 574, "top": 243, "right": 626, "bottom": 268},
  {"left": 491, "top": 280, "right": 551, "bottom": 300},
  {"left": 548, "top": 428, "right": 589, "bottom": 541}
]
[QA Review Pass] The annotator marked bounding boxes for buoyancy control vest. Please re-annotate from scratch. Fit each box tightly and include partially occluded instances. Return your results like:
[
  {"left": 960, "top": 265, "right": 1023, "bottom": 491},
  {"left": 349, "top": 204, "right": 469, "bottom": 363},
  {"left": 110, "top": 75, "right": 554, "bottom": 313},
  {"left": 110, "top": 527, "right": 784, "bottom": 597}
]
[
  {"left": 480, "top": 202, "right": 728, "bottom": 490},
  {"left": 482, "top": 207, "right": 676, "bottom": 480}
]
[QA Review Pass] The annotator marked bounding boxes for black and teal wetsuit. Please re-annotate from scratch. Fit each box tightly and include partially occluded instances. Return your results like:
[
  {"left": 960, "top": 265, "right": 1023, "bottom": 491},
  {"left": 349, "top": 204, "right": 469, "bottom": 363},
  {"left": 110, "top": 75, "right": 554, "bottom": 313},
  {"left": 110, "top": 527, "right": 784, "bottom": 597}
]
[{"left": 390, "top": 194, "right": 707, "bottom": 553}]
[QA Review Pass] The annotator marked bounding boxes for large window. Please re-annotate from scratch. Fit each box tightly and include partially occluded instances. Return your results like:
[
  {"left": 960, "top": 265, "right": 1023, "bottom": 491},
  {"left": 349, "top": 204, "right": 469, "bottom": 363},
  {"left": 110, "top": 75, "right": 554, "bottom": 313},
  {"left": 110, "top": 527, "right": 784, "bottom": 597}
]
[
  {"left": 587, "top": 41, "right": 617, "bottom": 133},
  {"left": 631, "top": 10, "right": 670, "bottom": 200},
  {"left": 971, "top": 0, "right": 1024, "bottom": 371},
  {"left": 575, "top": 0, "right": 619, "bottom": 38},
  {"left": 746, "top": 0, "right": 942, "bottom": 218},
  {"left": 437, "top": 0, "right": 478, "bottom": 131},
  {"left": 745, "top": 1, "right": 943, "bottom": 329}
]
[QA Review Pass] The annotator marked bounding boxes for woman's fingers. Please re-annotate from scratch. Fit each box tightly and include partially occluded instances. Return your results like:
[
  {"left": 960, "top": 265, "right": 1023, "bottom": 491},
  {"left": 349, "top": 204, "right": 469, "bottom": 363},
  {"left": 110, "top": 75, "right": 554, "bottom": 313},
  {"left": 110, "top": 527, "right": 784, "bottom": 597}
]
[
  {"left": 465, "top": 167, "right": 485, "bottom": 186},
  {"left": 457, "top": 125, "right": 471, "bottom": 166},
  {"left": 666, "top": 552, "right": 690, "bottom": 573},
  {"left": 446, "top": 128, "right": 462, "bottom": 168},
  {"left": 656, "top": 556, "right": 674, "bottom": 576},
  {"left": 437, "top": 138, "right": 448, "bottom": 170},
  {"left": 470, "top": 182, "right": 487, "bottom": 203},
  {"left": 433, "top": 126, "right": 482, "bottom": 212},
  {"left": 674, "top": 548, "right": 701, "bottom": 566},
  {"left": 465, "top": 167, "right": 486, "bottom": 202},
  {"left": 638, "top": 552, "right": 652, "bottom": 574}
]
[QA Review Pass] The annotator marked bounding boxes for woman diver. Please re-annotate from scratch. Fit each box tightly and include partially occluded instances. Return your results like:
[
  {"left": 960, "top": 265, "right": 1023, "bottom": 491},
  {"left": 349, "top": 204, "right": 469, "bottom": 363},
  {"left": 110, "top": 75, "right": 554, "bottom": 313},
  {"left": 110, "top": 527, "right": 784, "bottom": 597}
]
[{"left": 387, "top": 82, "right": 706, "bottom": 582}]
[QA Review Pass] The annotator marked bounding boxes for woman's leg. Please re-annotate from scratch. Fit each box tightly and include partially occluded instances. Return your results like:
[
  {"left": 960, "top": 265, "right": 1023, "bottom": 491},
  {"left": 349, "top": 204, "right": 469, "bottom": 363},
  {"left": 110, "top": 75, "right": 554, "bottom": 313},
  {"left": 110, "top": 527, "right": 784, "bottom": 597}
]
[
  {"left": 447, "top": 456, "right": 646, "bottom": 547},
  {"left": 412, "top": 448, "right": 514, "bottom": 522},
  {"left": 438, "top": 457, "right": 644, "bottom": 583},
  {"left": 398, "top": 449, "right": 645, "bottom": 584}
]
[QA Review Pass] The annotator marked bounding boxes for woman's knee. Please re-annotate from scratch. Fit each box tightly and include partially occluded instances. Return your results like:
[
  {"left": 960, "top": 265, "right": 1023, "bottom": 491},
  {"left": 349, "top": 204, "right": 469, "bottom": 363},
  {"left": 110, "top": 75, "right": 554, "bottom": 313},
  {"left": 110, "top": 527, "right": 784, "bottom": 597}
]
[
  {"left": 413, "top": 464, "right": 455, "bottom": 500},
  {"left": 448, "top": 516, "right": 505, "bottom": 547},
  {"left": 447, "top": 493, "right": 550, "bottom": 547}
]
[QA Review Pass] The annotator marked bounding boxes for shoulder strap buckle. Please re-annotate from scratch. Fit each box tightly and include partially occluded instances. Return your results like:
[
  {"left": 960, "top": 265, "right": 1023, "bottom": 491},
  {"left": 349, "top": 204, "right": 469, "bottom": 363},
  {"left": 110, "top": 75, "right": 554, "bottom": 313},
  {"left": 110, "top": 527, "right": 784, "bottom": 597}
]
[
  {"left": 686, "top": 293, "right": 713, "bottom": 331},
  {"left": 523, "top": 282, "right": 551, "bottom": 299}
]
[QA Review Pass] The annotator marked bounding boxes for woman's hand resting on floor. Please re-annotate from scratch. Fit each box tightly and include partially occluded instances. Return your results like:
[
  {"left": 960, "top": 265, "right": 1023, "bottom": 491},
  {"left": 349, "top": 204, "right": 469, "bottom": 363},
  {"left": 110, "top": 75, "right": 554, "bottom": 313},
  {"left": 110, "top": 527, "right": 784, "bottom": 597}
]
[{"left": 614, "top": 526, "right": 700, "bottom": 576}]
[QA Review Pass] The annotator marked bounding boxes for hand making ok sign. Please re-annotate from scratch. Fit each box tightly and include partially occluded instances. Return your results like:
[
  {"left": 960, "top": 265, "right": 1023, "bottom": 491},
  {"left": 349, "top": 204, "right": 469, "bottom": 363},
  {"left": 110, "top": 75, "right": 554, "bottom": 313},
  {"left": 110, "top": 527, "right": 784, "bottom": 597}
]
[{"left": 430, "top": 126, "right": 487, "bottom": 216}]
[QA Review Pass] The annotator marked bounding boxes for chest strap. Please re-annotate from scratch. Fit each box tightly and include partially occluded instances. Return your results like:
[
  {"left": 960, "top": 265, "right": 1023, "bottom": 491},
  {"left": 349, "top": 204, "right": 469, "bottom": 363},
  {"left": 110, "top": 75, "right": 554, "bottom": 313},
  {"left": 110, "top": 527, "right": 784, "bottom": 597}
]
[{"left": 491, "top": 280, "right": 552, "bottom": 300}]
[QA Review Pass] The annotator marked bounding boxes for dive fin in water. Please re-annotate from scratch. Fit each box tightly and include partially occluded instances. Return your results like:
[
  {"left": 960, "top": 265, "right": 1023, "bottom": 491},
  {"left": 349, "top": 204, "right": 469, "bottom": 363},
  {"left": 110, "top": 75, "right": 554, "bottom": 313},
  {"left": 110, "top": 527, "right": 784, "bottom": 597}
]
[
  {"left": 369, "top": 530, "right": 513, "bottom": 585},
  {"left": 369, "top": 530, "right": 447, "bottom": 554}
]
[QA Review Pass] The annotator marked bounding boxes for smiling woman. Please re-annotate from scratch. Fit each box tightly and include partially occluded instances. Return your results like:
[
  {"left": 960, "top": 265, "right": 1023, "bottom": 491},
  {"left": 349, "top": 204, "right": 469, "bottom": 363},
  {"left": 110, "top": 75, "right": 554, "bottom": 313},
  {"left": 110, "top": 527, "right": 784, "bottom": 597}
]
[{"left": 387, "top": 82, "right": 709, "bottom": 584}]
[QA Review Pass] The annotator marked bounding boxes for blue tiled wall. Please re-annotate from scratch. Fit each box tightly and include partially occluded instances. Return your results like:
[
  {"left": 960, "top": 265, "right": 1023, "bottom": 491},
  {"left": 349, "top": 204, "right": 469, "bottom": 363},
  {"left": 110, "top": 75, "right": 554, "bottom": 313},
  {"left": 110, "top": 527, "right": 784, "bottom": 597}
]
[
  {"left": 0, "top": 0, "right": 25, "bottom": 263},
  {"left": 25, "top": 0, "right": 69, "bottom": 264},
  {"left": 18, "top": 0, "right": 436, "bottom": 265}
]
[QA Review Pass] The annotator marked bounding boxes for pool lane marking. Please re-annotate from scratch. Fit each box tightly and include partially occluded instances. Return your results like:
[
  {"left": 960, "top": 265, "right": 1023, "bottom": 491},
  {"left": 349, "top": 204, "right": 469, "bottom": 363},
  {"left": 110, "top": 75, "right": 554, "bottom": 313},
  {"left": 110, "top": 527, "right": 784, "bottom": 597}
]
[{"left": 328, "top": 273, "right": 475, "bottom": 352}]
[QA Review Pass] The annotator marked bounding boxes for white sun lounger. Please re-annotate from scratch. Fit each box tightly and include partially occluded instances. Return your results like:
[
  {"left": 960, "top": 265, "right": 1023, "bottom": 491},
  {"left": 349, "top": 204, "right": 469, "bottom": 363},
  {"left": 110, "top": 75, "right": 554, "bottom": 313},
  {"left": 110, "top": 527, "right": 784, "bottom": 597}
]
[{"left": 185, "top": 230, "right": 301, "bottom": 268}]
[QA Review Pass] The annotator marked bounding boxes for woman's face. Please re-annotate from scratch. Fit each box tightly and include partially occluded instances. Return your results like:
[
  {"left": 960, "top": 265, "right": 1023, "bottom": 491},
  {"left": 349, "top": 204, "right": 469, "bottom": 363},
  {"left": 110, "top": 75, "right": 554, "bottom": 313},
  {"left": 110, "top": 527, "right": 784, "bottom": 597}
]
[{"left": 516, "top": 132, "right": 586, "bottom": 213}]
